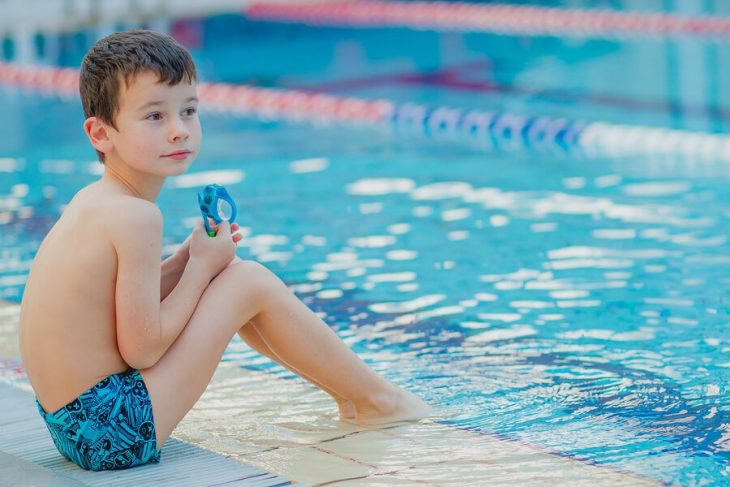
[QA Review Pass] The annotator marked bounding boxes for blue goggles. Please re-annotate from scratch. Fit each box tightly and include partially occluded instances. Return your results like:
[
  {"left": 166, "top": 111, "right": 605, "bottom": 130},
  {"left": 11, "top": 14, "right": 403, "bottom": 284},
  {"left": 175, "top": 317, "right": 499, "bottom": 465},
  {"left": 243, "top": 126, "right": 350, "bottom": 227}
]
[{"left": 197, "top": 184, "right": 237, "bottom": 237}]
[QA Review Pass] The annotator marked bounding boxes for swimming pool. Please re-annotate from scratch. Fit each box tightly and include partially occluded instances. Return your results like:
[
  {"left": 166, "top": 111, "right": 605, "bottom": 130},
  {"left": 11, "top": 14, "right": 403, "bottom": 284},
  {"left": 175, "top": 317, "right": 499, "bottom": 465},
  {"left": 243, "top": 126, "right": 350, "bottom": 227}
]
[{"left": 2, "top": 7, "right": 730, "bottom": 485}]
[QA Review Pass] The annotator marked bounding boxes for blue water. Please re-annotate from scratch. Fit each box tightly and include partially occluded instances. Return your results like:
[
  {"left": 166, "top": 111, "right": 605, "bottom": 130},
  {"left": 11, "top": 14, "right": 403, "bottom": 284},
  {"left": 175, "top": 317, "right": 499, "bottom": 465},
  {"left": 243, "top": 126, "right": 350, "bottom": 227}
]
[{"left": 2, "top": 9, "right": 730, "bottom": 485}]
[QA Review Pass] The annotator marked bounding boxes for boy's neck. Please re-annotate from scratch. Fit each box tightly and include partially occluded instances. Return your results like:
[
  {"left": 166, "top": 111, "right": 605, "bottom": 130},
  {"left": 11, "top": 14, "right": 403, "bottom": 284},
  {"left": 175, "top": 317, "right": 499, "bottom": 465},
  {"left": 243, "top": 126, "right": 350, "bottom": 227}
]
[{"left": 102, "top": 160, "right": 164, "bottom": 202}]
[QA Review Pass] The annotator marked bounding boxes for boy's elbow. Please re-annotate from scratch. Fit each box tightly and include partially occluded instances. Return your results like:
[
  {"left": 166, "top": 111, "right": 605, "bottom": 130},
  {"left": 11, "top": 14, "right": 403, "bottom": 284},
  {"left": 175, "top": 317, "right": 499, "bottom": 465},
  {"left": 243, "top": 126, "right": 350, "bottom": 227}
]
[
  {"left": 121, "top": 351, "right": 158, "bottom": 370},
  {"left": 119, "top": 338, "right": 162, "bottom": 370},
  {"left": 124, "top": 353, "right": 159, "bottom": 371}
]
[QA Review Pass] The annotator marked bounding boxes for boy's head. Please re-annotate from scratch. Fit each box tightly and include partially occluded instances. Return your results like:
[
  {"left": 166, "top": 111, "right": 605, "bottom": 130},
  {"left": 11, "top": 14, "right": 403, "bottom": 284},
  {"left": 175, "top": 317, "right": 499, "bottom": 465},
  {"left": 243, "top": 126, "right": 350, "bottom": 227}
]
[{"left": 80, "top": 30, "right": 197, "bottom": 162}]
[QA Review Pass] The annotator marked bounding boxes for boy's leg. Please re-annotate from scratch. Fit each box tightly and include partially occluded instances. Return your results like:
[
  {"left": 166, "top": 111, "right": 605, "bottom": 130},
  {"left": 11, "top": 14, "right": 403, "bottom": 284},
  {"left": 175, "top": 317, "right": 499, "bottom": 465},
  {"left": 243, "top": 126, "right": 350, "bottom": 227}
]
[
  {"left": 140, "top": 261, "right": 261, "bottom": 449},
  {"left": 141, "top": 260, "right": 431, "bottom": 450},
  {"left": 229, "top": 258, "right": 352, "bottom": 412},
  {"left": 237, "top": 321, "right": 355, "bottom": 419}
]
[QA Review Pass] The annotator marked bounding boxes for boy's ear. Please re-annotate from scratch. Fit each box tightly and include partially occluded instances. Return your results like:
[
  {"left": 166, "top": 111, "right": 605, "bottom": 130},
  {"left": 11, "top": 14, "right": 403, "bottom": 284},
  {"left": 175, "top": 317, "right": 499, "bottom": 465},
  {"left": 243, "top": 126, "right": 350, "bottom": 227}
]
[{"left": 83, "top": 117, "right": 113, "bottom": 155}]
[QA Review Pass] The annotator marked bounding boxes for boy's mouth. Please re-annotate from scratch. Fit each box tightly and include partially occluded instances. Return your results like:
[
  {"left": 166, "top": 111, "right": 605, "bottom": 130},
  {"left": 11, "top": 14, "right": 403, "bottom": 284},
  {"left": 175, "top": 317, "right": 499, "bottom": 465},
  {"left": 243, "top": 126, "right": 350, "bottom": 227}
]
[{"left": 162, "top": 150, "right": 191, "bottom": 160}]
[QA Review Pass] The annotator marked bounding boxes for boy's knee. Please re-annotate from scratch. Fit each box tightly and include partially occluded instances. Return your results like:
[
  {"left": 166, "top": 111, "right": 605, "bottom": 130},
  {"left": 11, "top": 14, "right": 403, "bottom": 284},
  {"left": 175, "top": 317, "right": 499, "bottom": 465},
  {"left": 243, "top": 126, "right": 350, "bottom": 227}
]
[
  {"left": 227, "top": 259, "right": 270, "bottom": 278},
  {"left": 223, "top": 259, "right": 284, "bottom": 304},
  {"left": 225, "top": 256, "right": 244, "bottom": 269}
]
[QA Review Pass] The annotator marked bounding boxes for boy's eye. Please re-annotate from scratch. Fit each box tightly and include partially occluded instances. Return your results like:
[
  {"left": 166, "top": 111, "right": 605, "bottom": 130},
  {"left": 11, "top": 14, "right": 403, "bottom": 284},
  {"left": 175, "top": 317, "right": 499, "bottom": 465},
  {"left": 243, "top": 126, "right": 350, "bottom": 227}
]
[
  {"left": 183, "top": 107, "right": 197, "bottom": 116},
  {"left": 146, "top": 112, "right": 162, "bottom": 121}
]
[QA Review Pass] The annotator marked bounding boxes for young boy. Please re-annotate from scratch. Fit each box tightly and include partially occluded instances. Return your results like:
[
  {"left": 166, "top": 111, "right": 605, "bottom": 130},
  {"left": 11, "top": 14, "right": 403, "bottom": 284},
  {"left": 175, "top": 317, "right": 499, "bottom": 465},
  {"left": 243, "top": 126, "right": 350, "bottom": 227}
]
[{"left": 19, "top": 30, "right": 431, "bottom": 472}]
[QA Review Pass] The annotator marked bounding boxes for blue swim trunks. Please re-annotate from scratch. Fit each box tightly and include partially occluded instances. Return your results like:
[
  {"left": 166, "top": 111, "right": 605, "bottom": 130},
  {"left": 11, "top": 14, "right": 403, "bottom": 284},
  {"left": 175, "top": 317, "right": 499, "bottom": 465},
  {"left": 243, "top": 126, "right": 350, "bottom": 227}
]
[{"left": 36, "top": 369, "right": 161, "bottom": 471}]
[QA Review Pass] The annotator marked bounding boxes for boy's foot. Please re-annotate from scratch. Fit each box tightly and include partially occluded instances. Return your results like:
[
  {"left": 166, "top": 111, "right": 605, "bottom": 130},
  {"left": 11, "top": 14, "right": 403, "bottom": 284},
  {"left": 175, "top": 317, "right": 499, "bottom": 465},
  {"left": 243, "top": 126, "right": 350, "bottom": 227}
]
[
  {"left": 343, "top": 385, "right": 434, "bottom": 426},
  {"left": 337, "top": 400, "right": 356, "bottom": 421}
]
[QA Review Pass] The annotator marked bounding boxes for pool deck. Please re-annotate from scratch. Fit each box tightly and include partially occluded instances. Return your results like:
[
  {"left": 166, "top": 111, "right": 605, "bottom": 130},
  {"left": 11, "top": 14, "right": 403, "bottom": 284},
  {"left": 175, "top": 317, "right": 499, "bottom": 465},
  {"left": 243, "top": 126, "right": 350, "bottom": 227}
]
[
  {"left": 0, "top": 383, "right": 295, "bottom": 487},
  {"left": 0, "top": 300, "right": 660, "bottom": 486}
]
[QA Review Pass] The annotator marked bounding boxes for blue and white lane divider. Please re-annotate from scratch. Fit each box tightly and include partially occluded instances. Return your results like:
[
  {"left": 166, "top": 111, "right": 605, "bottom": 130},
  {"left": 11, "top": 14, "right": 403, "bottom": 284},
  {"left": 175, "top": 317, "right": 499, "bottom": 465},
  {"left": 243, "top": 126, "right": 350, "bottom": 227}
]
[
  {"left": 1, "top": 62, "right": 729, "bottom": 162},
  {"left": 390, "top": 103, "right": 587, "bottom": 152},
  {"left": 578, "top": 121, "right": 730, "bottom": 161},
  {"left": 390, "top": 102, "right": 730, "bottom": 161}
]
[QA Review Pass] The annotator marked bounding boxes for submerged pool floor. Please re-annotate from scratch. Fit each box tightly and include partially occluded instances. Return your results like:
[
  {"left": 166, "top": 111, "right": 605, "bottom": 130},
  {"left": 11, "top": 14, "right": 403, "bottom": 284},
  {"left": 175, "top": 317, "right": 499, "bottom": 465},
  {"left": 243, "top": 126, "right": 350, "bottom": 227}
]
[{"left": 0, "top": 301, "right": 657, "bottom": 486}]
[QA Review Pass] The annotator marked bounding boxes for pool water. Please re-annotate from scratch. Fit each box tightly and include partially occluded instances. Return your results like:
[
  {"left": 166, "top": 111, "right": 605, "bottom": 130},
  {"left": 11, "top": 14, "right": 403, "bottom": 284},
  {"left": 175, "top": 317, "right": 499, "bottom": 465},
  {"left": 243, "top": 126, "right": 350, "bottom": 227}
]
[{"left": 2, "top": 10, "right": 730, "bottom": 485}]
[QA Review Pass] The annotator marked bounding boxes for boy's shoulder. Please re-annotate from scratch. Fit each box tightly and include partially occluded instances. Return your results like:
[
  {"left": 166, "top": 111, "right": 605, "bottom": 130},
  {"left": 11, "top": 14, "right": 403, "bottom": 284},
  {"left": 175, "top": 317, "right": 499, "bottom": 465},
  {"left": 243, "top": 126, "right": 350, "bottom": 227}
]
[
  {"left": 73, "top": 185, "right": 162, "bottom": 239},
  {"left": 103, "top": 195, "right": 162, "bottom": 236}
]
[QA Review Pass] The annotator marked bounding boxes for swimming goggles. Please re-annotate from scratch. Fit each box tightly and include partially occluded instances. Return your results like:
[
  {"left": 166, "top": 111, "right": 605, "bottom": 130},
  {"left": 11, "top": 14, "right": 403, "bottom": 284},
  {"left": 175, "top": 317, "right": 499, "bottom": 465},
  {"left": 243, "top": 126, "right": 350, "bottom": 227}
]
[{"left": 197, "top": 184, "right": 237, "bottom": 237}]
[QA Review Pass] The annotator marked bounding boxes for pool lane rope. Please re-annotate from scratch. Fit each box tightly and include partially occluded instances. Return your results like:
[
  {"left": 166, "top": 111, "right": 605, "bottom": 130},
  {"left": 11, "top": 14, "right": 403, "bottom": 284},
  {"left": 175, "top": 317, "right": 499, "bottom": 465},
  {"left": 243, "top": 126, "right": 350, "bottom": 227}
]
[
  {"left": 244, "top": 1, "right": 730, "bottom": 40},
  {"left": 2, "top": 61, "right": 729, "bottom": 162}
]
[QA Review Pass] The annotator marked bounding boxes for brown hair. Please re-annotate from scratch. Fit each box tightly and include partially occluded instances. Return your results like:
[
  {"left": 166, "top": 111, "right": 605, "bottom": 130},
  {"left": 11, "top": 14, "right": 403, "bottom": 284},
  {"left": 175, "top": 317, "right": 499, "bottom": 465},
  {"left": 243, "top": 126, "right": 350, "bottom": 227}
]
[{"left": 79, "top": 30, "right": 197, "bottom": 161}]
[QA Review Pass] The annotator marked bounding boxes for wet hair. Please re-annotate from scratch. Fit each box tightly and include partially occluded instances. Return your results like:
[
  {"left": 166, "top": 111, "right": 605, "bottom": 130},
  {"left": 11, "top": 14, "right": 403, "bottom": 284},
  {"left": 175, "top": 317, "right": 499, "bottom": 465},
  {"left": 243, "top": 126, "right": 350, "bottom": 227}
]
[{"left": 79, "top": 30, "right": 197, "bottom": 161}]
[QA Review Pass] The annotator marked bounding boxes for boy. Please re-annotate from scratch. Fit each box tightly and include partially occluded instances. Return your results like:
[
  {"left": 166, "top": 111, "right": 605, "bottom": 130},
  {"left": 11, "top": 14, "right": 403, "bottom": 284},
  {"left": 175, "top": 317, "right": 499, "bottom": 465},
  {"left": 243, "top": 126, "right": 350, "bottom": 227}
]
[{"left": 19, "top": 30, "right": 431, "bottom": 471}]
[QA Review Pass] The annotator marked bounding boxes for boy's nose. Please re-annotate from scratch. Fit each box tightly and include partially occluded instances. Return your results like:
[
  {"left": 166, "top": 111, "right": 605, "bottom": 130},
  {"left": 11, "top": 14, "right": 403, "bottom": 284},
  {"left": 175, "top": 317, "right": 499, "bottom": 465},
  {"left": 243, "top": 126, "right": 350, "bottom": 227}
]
[{"left": 168, "top": 118, "right": 190, "bottom": 141}]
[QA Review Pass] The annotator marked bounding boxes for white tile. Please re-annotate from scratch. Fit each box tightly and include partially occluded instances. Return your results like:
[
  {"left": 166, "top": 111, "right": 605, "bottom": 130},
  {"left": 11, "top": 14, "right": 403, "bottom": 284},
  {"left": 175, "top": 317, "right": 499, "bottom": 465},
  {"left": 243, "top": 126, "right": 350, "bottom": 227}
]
[{"left": 239, "top": 445, "right": 374, "bottom": 485}]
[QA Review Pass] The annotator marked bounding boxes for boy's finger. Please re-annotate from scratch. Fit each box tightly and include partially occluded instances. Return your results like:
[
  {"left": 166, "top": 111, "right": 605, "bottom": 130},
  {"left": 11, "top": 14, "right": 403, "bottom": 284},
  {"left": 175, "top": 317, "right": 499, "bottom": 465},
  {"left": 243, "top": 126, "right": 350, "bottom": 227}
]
[{"left": 216, "top": 220, "right": 231, "bottom": 236}]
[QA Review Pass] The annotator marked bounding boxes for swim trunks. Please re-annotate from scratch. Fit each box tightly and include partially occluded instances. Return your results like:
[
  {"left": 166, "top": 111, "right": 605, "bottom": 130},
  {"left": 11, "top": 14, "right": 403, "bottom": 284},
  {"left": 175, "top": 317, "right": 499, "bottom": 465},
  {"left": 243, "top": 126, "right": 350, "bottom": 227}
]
[{"left": 36, "top": 369, "right": 161, "bottom": 471}]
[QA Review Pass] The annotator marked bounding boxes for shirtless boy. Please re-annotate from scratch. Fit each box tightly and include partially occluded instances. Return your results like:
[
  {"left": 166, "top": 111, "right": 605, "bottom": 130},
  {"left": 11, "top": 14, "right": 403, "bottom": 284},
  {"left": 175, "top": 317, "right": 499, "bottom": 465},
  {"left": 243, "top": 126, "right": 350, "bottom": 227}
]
[{"left": 19, "top": 30, "right": 431, "bottom": 471}]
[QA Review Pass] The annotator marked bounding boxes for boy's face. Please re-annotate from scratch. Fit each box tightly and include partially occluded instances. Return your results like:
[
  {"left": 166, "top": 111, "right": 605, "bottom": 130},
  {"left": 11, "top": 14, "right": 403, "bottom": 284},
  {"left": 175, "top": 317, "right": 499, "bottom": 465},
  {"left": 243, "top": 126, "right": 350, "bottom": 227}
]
[{"left": 106, "top": 70, "right": 201, "bottom": 176}]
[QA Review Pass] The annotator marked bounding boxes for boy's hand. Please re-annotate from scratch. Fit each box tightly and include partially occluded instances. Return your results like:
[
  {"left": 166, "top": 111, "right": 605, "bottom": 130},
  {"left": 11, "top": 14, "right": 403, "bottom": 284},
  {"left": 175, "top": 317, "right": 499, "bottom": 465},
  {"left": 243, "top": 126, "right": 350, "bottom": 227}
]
[
  {"left": 188, "top": 220, "right": 241, "bottom": 279},
  {"left": 174, "top": 222, "right": 242, "bottom": 263}
]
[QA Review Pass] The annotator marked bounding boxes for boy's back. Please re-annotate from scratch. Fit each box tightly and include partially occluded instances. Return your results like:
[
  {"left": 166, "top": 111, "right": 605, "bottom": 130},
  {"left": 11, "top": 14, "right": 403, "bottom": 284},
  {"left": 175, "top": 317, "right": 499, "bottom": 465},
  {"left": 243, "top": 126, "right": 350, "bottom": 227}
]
[{"left": 20, "top": 182, "right": 143, "bottom": 413}]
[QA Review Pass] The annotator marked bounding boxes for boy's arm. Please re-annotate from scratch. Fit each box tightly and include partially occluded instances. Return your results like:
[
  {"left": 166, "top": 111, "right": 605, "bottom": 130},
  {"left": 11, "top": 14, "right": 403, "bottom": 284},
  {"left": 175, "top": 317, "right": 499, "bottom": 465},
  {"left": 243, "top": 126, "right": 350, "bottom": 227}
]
[
  {"left": 110, "top": 200, "right": 212, "bottom": 369},
  {"left": 160, "top": 250, "right": 187, "bottom": 301},
  {"left": 160, "top": 223, "right": 241, "bottom": 300}
]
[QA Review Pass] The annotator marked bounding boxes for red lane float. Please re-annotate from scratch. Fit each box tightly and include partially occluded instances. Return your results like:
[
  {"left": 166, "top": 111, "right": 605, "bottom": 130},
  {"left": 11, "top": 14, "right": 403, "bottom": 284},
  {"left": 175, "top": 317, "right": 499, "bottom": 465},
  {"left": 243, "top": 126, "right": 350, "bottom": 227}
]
[
  {"left": 0, "top": 63, "right": 395, "bottom": 123},
  {"left": 244, "top": 1, "right": 730, "bottom": 39},
  {"left": 0, "top": 63, "right": 78, "bottom": 96},
  {"left": 197, "top": 82, "right": 394, "bottom": 122}
]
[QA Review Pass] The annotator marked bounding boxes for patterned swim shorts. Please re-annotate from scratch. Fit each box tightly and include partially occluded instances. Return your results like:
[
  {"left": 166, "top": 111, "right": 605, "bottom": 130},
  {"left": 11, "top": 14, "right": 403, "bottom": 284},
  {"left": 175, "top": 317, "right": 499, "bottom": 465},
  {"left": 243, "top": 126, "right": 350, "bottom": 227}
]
[{"left": 36, "top": 369, "right": 161, "bottom": 471}]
